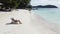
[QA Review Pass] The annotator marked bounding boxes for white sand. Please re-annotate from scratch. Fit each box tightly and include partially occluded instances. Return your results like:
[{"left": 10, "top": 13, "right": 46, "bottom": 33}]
[{"left": 0, "top": 9, "right": 60, "bottom": 34}]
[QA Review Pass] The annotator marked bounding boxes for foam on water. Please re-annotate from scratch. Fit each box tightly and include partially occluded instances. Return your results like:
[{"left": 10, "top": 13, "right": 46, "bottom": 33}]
[{"left": 32, "top": 8, "right": 60, "bottom": 24}]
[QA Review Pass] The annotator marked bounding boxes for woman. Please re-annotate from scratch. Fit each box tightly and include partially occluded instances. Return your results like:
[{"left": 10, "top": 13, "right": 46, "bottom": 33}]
[{"left": 10, "top": 18, "right": 22, "bottom": 24}]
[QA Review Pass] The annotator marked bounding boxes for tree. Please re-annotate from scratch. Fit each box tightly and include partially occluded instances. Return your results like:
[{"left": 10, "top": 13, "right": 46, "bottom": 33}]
[
  {"left": 0, "top": 0, "right": 31, "bottom": 9},
  {"left": 17, "top": 0, "right": 32, "bottom": 9}
]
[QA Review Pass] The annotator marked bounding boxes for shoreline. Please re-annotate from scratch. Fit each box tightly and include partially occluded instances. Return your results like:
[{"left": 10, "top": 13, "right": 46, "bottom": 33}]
[{"left": 30, "top": 11, "right": 60, "bottom": 34}]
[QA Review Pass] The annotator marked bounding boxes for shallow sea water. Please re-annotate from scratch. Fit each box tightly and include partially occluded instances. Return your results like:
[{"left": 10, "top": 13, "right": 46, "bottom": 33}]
[{"left": 32, "top": 8, "right": 60, "bottom": 25}]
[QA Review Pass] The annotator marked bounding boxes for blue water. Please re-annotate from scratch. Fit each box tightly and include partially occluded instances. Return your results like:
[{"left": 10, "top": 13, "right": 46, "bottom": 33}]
[{"left": 32, "top": 8, "right": 60, "bottom": 24}]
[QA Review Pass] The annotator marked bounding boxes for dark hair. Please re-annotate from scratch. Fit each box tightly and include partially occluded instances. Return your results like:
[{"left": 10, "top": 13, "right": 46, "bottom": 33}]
[{"left": 11, "top": 18, "right": 14, "bottom": 20}]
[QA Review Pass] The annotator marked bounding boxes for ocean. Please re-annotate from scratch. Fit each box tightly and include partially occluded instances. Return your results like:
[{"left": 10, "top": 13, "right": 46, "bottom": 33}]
[{"left": 31, "top": 8, "right": 60, "bottom": 25}]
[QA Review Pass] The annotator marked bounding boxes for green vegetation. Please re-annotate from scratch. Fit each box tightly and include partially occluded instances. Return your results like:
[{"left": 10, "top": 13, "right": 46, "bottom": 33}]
[{"left": 0, "top": 0, "right": 32, "bottom": 10}]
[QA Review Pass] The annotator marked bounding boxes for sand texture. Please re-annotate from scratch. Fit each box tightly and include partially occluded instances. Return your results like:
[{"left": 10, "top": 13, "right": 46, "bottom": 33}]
[{"left": 0, "top": 9, "right": 60, "bottom": 34}]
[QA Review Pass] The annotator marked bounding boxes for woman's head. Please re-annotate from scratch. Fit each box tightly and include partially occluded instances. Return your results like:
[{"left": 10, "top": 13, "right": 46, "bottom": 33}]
[{"left": 11, "top": 18, "right": 14, "bottom": 20}]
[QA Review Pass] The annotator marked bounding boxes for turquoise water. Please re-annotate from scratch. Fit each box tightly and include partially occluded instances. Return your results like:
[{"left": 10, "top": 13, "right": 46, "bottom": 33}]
[{"left": 32, "top": 8, "right": 60, "bottom": 24}]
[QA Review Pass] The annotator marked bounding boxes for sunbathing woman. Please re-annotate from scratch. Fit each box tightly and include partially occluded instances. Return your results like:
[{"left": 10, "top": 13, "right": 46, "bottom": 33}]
[{"left": 10, "top": 18, "right": 22, "bottom": 24}]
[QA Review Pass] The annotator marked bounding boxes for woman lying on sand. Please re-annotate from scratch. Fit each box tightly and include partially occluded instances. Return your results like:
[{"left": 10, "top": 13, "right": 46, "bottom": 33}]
[
  {"left": 6, "top": 18, "right": 22, "bottom": 25},
  {"left": 10, "top": 18, "right": 22, "bottom": 24}
]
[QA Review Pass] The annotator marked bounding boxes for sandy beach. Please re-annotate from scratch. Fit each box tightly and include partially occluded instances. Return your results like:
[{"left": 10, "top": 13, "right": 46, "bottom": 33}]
[{"left": 0, "top": 9, "right": 60, "bottom": 34}]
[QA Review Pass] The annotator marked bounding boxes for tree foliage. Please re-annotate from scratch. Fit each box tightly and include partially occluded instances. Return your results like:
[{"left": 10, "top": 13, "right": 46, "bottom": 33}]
[{"left": 0, "top": 0, "right": 31, "bottom": 9}]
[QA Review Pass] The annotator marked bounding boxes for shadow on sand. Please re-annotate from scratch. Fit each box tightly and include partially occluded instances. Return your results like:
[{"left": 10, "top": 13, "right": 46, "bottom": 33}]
[
  {"left": 6, "top": 23, "right": 17, "bottom": 25},
  {"left": 6, "top": 22, "right": 22, "bottom": 25}
]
